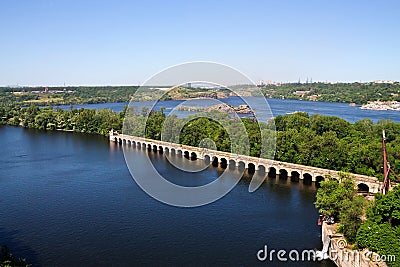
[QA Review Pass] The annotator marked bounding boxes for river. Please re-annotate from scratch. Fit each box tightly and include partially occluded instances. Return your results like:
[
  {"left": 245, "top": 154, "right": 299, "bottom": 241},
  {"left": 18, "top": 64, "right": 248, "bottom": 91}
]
[
  {"left": 55, "top": 97, "right": 400, "bottom": 123},
  {"left": 0, "top": 125, "right": 336, "bottom": 266},
  {"left": 3, "top": 97, "right": 398, "bottom": 266}
]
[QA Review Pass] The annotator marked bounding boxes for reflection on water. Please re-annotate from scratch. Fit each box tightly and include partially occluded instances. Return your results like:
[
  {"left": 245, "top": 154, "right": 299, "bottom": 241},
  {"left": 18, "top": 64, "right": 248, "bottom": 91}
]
[{"left": 0, "top": 126, "right": 335, "bottom": 266}]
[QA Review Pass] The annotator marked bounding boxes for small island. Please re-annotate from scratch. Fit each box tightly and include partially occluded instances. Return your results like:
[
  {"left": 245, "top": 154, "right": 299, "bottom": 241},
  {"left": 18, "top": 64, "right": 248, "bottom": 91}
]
[{"left": 177, "top": 103, "right": 253, "bottom": 114}]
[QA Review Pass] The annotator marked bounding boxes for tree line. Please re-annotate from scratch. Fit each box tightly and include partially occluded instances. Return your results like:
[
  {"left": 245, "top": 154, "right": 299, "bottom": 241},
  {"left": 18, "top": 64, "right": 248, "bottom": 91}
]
[
  {"left": 2, "top": 82, "right": 400, "bottom": 107},
  {"left": 124, "top": 109, "right": 400, "bottom": 181},
  {"left": 260, "top": 82, "right": 400, "bottom": 104},
  {"left": 0, "top": 105, "right": 123, "bottom": 136},
  {"left": 2, "top": 105, "right": 400, "bottom": 180}
]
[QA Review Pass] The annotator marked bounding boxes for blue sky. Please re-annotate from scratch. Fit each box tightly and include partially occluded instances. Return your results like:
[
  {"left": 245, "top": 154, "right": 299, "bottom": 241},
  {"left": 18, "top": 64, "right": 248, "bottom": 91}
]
[{"left": 1, "top": 0, "right": 399, "bottom": 86}]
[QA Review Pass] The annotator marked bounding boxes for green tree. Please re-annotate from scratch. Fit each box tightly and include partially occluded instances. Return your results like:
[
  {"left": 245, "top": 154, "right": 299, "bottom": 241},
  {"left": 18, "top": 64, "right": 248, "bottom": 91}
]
[{"left": 0, "top": 245, "right": 29, "bottom": 267}]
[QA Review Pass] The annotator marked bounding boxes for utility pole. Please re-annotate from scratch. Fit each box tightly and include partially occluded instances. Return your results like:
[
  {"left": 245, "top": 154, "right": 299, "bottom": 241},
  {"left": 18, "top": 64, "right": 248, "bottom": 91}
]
[{"left": 381, "top": 130, "right": 400, "bottom": 194}]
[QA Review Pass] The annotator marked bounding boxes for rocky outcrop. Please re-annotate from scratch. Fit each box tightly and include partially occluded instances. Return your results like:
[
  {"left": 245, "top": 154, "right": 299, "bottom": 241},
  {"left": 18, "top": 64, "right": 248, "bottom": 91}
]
[{"left": 178, "top": 104, "right": 253, "bottom": 114}]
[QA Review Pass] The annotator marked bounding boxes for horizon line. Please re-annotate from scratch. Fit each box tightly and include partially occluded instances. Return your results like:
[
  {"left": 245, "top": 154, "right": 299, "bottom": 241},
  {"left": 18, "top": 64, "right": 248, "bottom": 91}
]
[{"left": 1, "top": 80, "right": 399, "bottom": 88}]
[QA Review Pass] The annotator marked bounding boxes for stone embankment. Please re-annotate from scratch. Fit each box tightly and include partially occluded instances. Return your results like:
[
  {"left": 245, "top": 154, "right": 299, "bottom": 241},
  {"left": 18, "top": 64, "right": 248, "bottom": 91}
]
[{"left": 322, "top": 222, "right": 388, "bottom": 267}]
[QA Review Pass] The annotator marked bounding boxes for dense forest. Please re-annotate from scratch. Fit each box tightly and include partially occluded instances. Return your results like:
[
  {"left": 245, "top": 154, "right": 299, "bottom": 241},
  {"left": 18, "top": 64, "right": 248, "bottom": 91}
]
[
  {"left": 260, "top": 82, "right": 400, "bottom": 104},
  {"left": 315, "top": 177, "right": 400, "bottom": 267},
  {"left": 0, "top": 105, "right": 123, "bottom": 135},
  {"left": 2, "top": 104, "right": 400, "bottom": 181},
  {"left": 0, "top": 86, "right": 138, "bottom": 107},
  {"left": 124, "top": 109, "right": 400, "bottom": 180}
]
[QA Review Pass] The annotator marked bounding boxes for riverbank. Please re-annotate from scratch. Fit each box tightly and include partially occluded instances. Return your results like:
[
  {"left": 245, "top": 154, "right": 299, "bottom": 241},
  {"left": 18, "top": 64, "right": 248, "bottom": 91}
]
[{"left": 322, "top": 222, "right": 388, "bottom": 267}]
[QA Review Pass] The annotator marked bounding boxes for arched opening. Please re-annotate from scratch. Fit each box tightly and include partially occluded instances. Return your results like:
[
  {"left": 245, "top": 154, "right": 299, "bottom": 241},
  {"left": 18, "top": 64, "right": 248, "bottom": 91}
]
[
  {"left": 123, "top": 139, "right": 127, "bottom": 144},
  {"left": 316, "top": 176, "right": 324, "bottom": 188},
  {"left": 184, "top": 151, "right": 189, "bottom": 159},
  {"left": 142, "top": 143, "right": 146, "bottom": 148},
  {"left": 114, "top": 137, "right": 118, "bottom": 142},
  {"left": 153, "top": 145, "right": 158, "bottom": 151},
  {"left": 238, "top": 161, "right": 246, "bottom": 170},
  {"left": 291, "top": 171, "right": 300, "bottom": 182},
  {"left": 258, "top": 165, "right": 266, "bottom": 174},
  {"left": 204, "top": 155, "right": 211, "bottom": 164},
  {"left": 165, "top": 147, "right": 169, "bottom": 154},
  {"left": 177, "top": 150, "right": 182, "bottom": 156},
  {"left": 118, "top": 138, "right": 122, "bottom": 144},
  {"left": 212, "top": 156, "right": 219, "bottom": 167},
  {"left": 147, "top": 144, "right": 152, "bottom": 150},
  {"left": 158, "top": 146, "right": 163, "bottom": 153},
  {"left": 357, "top": 183, "right": 369, "bottom": 194},
  {"left": 248, "top": 163, "right": 256, "bottom": 174},
  {"left": 220, "top": 158, "right": 227, "bottom": 168},
  {"left": 279, "top": 169, "right": 288, "bottom": 180},
  {"left": 190, "top": 152, "right": 197, "bottom": 160},
  {"left": 303, "top": 173, "right": 312, "bottom": 185},
  {"left": 132, "top": 141, "right": 137, "bottom": 147},
  {"left": 268, "top": 167, "right": 277, "bottom": 178},
  {"left": 229, "top": 159, "right": 236, "bottom": 169},
  {"left": 127, "top": 140, "right": 131, "bottom": 146},
  {"left": 171, "top": 148, "right": 176, "bottom": 155}
]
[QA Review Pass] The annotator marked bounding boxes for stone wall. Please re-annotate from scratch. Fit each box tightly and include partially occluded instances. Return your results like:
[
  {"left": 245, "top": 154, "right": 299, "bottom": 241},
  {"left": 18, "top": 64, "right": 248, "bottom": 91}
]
[{"left": 322, "top": 222, "right": 387, "bottom": 267}]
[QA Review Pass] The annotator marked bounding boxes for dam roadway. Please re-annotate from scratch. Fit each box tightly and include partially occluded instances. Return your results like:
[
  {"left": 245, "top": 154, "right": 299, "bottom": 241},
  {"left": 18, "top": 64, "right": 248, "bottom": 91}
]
[{"left": 110, "top": 131, "right": 383, "bottom": 194}]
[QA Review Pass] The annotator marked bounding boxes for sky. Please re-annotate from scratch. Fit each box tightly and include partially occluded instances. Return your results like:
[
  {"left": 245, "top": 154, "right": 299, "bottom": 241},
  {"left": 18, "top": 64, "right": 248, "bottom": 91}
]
[{"left": 0, "top": 0, "right": 399, "bottom": 86}]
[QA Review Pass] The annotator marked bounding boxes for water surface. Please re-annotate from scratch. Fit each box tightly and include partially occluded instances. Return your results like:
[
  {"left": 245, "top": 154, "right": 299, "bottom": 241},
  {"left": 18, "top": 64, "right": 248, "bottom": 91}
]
[
  {"left": 55, "top": 97, "right": 400, "bottom": 123},
  {"left": 0, "top": 126, "right": 336, "bottom": 266}
]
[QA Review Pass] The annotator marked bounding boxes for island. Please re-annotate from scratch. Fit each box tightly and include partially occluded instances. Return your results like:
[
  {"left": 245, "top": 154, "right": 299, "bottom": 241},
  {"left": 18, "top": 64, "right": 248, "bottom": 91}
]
[{"left": 177, "top": 103, "right": 253, "bottom": 114}]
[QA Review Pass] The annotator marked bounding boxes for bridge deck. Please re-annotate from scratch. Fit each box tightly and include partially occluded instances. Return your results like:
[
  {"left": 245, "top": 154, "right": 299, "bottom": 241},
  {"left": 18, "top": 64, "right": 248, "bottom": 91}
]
[{"left": 110, "top": 132, "right": 383, "bottom": 193}]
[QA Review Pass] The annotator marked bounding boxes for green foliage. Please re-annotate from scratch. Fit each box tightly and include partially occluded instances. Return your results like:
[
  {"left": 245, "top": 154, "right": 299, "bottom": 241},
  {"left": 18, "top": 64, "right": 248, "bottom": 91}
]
[
  {"left": 356, "top": 186, "right": 400, "bottom": 267},
  {"left": 366, "top": 186, "right": 400, "bottom": 226},
  {"left": 0, "top": 105, "right": 123, "bottom": 136},
  {"left": 0, "top": 245, "right": 30, "bottom": 267},
  {"left": 260, "top": 82, "right": 400, "bottom": 104},
  {"left": 145, "top": 110, "right": 166, "bottom": 140},
  {"left": 314, "top": 178, "right": 342, "bottom": 218},
  {"left": 339, "top": 195, "right": 365, "bottom": 243},
  {"left": 273, "top": 113, "right": 400, "bottom": 179},
  {"left": 315, "top": 175, "right": 366, "bottom": 243},
  {"left": 3, "top": 104, "right": 400, "bottom": 180}
]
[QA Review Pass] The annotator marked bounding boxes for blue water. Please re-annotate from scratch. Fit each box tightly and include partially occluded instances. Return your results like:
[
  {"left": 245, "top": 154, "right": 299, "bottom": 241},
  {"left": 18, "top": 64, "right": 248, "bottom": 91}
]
[
  {"left": 0, "top": 126, "right": 335, "bottom": 266},
  {"left": 54, "top": 97, "right": 400, "bottom": 123}
]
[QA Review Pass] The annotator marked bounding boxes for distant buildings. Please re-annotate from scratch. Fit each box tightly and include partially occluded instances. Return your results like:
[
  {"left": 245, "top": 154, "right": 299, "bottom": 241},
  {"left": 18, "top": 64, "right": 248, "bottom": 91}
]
[
  {"left": 293, "top": 90, "right": 311, "bottom": 96},
  {"left": 14, "top": 88, "right": 75, "bottom": 95},
  {"left": 373, "top": 80, "right": 396, "bottom": 84},
  {"left": 256, "top": 80, "right": 281, "bottom": 87}
]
